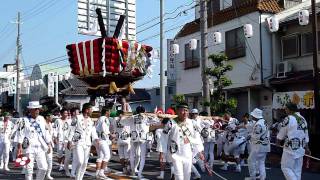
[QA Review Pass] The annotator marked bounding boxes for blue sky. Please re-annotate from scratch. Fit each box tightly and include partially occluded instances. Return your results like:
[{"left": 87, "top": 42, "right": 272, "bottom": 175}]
[{"left": 0, "top": 0, "right": 195, "bottom": 88}]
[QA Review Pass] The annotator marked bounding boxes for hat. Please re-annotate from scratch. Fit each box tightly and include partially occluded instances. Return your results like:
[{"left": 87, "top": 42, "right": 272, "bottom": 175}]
[
  {"left": 190, "top": 109, "right": 199, "bottom": 114},
  {"left": 136, "top": 106, "right": 146, "bottom": 114},
  {"left": 176, "top": 102, "right": 189, "bottom": 109},
  {"left": 27, "top": 101, "right": 42, "bottom": 109},
  {"left": 286, "top": 102, "right": 298, "bottom": 112},
  {"left": 250, "top": 108, "right": 263, "bottom": 119}
]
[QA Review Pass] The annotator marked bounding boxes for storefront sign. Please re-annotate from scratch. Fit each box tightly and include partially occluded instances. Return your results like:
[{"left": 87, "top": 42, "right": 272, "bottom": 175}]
[{"left": 272, "top": 91, "right": 314, "bottom": 109}]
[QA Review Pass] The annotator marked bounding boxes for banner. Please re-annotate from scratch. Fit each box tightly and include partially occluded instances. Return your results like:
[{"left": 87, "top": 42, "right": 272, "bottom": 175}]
[
  {"left": 167, "top": 39, "right": 176, "bottom": 80},
  {"left": 272, "top": 91, "right": 314, "bottom": 109}
]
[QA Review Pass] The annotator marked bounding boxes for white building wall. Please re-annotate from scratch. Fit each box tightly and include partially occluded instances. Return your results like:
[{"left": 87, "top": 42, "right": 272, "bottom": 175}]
[{"left": 176, "top": 12, "right": 267, "bottom": 95}]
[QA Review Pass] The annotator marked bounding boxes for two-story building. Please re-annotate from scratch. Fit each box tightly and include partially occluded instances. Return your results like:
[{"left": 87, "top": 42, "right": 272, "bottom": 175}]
[
  {"left": 268, "top": 0, "right": 320, "bottom": 156},
  {"left": 172, "top": 0, "right": 282, "bottom": 120}
]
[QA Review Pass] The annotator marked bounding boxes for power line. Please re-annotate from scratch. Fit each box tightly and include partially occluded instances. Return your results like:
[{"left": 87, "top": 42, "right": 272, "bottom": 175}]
[
  {"left": 137, "top": 4, "right": 198, "bottom": 35},
  {"left": 137, "top": 0, "right": 196, "bottom": 28},
  {"left": 23, "top": 0, "right": 60, "bottom": 21}
]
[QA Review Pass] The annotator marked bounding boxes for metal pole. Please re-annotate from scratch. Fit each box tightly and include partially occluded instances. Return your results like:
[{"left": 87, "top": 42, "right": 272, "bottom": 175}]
[
  {"left": 200, "top": 0, "right": 210, "bottom": 115},
  {"left": 15, "top": 12, "right": 21, "bottom": 115},
  {"left": 311, "top": 0, "right": 320, "bottom": 129},
  {"left": 125, "top": 0, "right": 129, "bottom": 40},
  {"left": 106, "top": 0, "right": 110, "bottom": 36},
  {"left": 160, "top": 0, "right": 165, "bottom": 110}
]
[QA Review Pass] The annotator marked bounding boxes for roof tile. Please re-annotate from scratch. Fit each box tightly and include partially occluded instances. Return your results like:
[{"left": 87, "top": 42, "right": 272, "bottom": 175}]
[{"left": 176, "top": 0, "right": 282, "bottom": 38}]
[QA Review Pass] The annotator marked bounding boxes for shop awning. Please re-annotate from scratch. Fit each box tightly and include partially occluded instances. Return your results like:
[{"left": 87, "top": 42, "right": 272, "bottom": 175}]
[{"left": 273, "top": 91, "right": 314, "bottom": 109}]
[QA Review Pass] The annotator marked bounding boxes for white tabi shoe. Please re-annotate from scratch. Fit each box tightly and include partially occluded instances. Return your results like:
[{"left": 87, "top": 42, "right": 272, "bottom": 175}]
[
  {"left": 235, "top": 164, "right": 241, "bottom": 172},
  {"left": 220, "top": 163, "right": 228, "bottom": 171}
]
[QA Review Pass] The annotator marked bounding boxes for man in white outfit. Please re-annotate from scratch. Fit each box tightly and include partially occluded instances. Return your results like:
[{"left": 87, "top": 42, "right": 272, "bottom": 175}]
[
  {"left": 67, "top": 103, "right": 100, "bottom": 180},
  {"left": 16, "top": 101, "right": 52, "bottom": 180},
  {"left": 221, "top": 113, "right": 245, "bottom": 172},
  {"left": 121, "top": 106, "right": 160, "bottom": 179},
  {"left": 95, "top": 107, "right": 112, "bottom": 179},
  {"left": 163, "top": 103, "right": 204, "bottom": 180},
  {"left": 110, "top": 110, "right": 131, "bottom": 175},
  {"left": 277, "top": 102, "right": 310, "bottom": 180},
  {"left": 0, "top": 112, "right": 14, "bottom": 172},
  {"left": 43, "top": 112, "right": 55, "bottom": 180},
  {"left": 53, "top": 108, "right": 72, "bottom": 176},
  {"left": 247, "top": 108, "right": 270, "bottom": 180}
]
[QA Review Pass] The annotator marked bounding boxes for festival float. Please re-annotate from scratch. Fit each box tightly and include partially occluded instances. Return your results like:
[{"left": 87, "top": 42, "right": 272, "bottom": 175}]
[{"left": 66, "top": 9, "right": 153, "bottom": 97}]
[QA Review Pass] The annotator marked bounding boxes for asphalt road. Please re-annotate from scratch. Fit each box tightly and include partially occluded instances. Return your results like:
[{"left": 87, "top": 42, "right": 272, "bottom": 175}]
[{"left": 1, "top": 151, "right": 320, "bottom": 180}]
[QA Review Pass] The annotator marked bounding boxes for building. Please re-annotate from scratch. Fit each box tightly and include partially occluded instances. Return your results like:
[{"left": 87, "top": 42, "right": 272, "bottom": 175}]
[
  {"left": 268, "top": 0, "right": 320, "bottom": 156},
  {"left": 172, "top": 0, "right": 282, "bottom": 120},
  {"left": 0, "top": 64, "right": 28, "bottom": 112}
]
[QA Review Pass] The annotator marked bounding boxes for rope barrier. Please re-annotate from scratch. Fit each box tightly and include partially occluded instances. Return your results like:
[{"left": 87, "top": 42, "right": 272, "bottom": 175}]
[{"left": 270, "top": 143, "right": 320, "bottom": 161}]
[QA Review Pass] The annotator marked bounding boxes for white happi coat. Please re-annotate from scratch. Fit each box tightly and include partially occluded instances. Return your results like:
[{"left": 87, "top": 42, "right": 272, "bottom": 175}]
[
  {"left": 16, "top": 116, "right": 51, "bottom": 153},
  {"left": 110, "top": 117, "right": 131, "bottom": 145},
  {"left": 96, "top": 115, "right": 111, "bottom": 142},
  {"left": 0, "top": 120, "right": 14, "bottom": 144},
  {"left": 67, "top": 115, "right": 98, "bottom": 146},
  {"left": 277, "top": 112, "right": 309, "bottom": 159},
  {"left": 250, "top": 119, "right": 270, "bottom": 153},
  {"left": 163, "top": 118, "right": 204, "bottom": 160},
  {"left": 53, "top": 118, "right": 72, "bottom": 143},
  {"left": 121, "top": 114, "right": 160, "bottom": 143},
  {"left": 199, "top": 119, "right": 215, "bottom": 143}
]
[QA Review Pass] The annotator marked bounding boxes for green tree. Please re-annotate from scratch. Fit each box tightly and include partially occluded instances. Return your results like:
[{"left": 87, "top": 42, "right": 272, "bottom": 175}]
[
  {"left": 172, "top": 94, "right": 186, "bottom": 105},
  {"left": 205, "top": 54, "right": 237, "bottom": 115}
]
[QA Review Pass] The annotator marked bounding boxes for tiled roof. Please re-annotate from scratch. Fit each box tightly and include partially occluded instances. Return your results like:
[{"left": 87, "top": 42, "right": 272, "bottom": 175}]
[
  {"left": 60, "top": 78, "right": 89, "bottom": 96},
  {"left": 129, "top": 88, "right": 151, "bottom": 102},
  {"left": 176, "top": 0, "right": 283, "bottom": 38}
]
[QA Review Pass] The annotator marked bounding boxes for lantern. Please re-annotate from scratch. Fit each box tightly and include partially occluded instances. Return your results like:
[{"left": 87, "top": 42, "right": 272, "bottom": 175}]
[
  {"left": 213, "top": 32, "right": 222, "bottom": 45},
  {"left": 267, "top": 16, "right": 279, "bottom": 32},
  {"left": 299, "top": 10, "right": 309, "bottom": 26},
  {"left": 39, "top": 79, "right": 44, "bottom": 85},
  {"left": 243, "top": 24, "right": 253, "bottom": 38},
  {"left": 172, "top": 44, "right": 179, "bottom": 54},
  {"left": 23, "top": 82, "right": 27, "bottom": 88},
  {"left": 35, "top": 80, "right": 39, "bottom": 86},
  {"left": 189, "top": 39, "right": 197, "bottom": 50},
  {"left": 27, "top": 81, "right": 31, "bottom": 87},
  {"left": 30, "top": 81, "right": 34, "bottom": 87},
  {"left": 59, "top": 75, "right": 63, "bottom": 81},
  {"left": 18, "top": 84, "right": 21, "bottom": 88}
]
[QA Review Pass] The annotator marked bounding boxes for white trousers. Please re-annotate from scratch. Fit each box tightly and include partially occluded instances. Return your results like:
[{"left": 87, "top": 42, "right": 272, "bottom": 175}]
[
  {"left": 26, "top": 150, "right": 48, "bottom": 180},
  {"left": 172, "top": 156, "right": 192, "bottom": 180},
  {"left": 281, "top": 152, "right": 303, "bottom": 180},
  {"left": 204, "top": 142, "right": 215, "bottom": 166},
  {"left": 46, "top": 150, "right": 53, "bottom": 176},
  {"left": 118, "top": 144, "right": 130, "bottom": 159},
  {"left": 248, "top": 150, "right": 267, "bottom": 180},
  {"left": 73, "top": 145, "right": 91, "bottom": 180},
  {"left": 64, "top": 147, "right": 72, "bottom": 172},
  {"left": 0, "top": 142, "right": 10, "bottom": 169},
  {"left": 130, "top": 142, "right": 146, "bottom": 176},
  {"left": 97, "top": 141, "right": 111, "bottom": 162}
]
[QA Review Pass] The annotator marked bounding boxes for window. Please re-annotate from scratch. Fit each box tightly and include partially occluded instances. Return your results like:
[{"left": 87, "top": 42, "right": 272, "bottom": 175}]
[
  {"left": 168, "top": 87, "right": 173, "bottom": 95},
  {"left": 207, "top": 0, "right": 220, "bottom": 14},
  {"left": 225, "top": 27, "right": 246, "bottom": 59},
  {"left": 184, "top": 40, "right": 200, "bottom": 69},
  {"left": 156, "top": 88, "right": 160, "bottom": 96},
  {"left": 281, "top": 34, "right": 299, "bottom": 59},
  {"left": 301, "top": 33, "right": 312, "bottom": 55}
]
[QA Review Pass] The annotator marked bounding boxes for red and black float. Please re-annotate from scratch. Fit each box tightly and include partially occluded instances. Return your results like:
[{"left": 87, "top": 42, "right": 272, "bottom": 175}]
[{"left": 66, "top": 9, "right": 153, "bottom": 96}]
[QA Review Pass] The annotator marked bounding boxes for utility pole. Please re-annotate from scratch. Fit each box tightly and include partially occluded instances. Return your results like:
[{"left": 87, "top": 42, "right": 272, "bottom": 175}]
[
  {"left": 15, "top": 12, "right": 21, "bottom": 115},
  {"left": 160, "top": 0, "right": 165, "bottom": 111},
  {"left": 200, "top": 0, "right": 210, "bottom": 115},
  {"left": 311, "top": 0, "right": 320, "bottom": 130},
  {"left": 125, "top": 0, "right": 129, "bottom": 40}
]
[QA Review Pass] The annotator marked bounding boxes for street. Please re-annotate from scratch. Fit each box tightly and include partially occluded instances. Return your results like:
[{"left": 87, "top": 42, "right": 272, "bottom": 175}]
[{"left": 1, "top": 151, "right": 320, "bottom": 180}]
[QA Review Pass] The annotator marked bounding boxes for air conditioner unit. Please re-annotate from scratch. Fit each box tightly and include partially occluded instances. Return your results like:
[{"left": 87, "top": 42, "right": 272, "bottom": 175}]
[{"left": 277, "top": 61, "right": 293, "bottom": 78}]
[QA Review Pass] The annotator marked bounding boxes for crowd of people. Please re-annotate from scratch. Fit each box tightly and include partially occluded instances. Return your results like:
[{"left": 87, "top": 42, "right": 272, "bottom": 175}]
[{"left": 0, "top": 99, "right": 310, "bottom": 180}]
